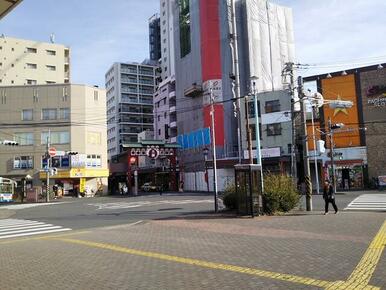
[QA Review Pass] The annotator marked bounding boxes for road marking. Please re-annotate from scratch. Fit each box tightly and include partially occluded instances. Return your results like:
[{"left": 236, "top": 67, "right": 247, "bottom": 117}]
[
  {"left": 345, "top": 194, "right": 386, "bottom": 212},
  {"left": 0, "top": 230, "right": 90, "bottom": 245},
  {"left": 0, "top": 201, "right": 73, "bottom": 210},
  {"left": 53, "top": 237, "right": 331, "bottom": 288},
  {"left": 0, "top": 219, "right": 71, "bottom": 240},
  {"left": 88, "top": 199, "right": 212, "bottom": 210}
]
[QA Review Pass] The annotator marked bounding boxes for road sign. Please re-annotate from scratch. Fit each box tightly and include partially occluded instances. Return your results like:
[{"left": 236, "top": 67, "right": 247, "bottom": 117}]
[{"left": 48, "top": 147, "right": 57, "bottom": 157}]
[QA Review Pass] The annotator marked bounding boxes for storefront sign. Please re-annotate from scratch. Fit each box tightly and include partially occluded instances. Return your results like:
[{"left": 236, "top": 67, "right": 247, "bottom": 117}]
[
  {"left": 79, "top": 178, "right": 86, "bottom": 193},
  {"left": 366, "top": 85, "right": 386, "bottom": 108},
  {"left": 202, "top": 79, "right": 223, "bottom": 105},
  {"left": 130, "top": 146, "right": 174, "bottom": 157},
  {"left": 261, "top": 147, "right": 281, "bottom": 158}
]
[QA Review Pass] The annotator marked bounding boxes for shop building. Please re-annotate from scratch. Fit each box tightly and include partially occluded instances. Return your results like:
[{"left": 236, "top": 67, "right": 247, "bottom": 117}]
[{"left": 0, "top": 84, "right": 109, "bottom": 195}]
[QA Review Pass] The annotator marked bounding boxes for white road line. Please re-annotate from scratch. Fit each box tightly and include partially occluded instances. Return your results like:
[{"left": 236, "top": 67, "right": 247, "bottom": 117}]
[
  {"left": 344, "top": 194, "right": 386, "bottom": 211},
  {"left": 0, "top": 219, "right": 72, "bottom": 240},
  {"left": 89, "top": 199, "right": 213, "bottom": 210}
]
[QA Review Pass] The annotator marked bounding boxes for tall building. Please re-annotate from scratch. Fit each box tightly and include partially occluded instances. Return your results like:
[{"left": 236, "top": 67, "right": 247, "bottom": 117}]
[
  {"left": 159, "top": 0, "right": 176, "bottom": 81},
  {"left": 105, "top": 62, "right": 157, "bottom": 160},
  {"left": 0, "top": 84, "right": 109, "bottom": 194},
  {"left": 153, "top": 75, "right": 177, "bottom": 142},
  {"left": 171, "top": 0, "right": 294, "bottom": 191},
  {"left": 149, "top": 14, "right": 161, "bottom": 62},
  {"left": 0, "top": 36, "right": 70, "bottom": 86}
]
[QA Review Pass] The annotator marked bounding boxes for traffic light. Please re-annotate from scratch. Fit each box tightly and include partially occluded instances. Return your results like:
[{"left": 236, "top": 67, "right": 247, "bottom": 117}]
[
  {"left": 1, "top": 140, "right": 19, "bottom": 146},
  {"left": 66, "top": 151, "right": 78, "bottom": 155}
]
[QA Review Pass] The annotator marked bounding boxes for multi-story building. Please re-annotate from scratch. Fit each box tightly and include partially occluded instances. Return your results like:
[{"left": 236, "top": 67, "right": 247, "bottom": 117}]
[
  {"left": 153, "top": 76, "right": 177, "bottom": 143},
  {"left": 158, "top": 0, "right": 175, "bottom": 81},
  {"left": 0, "top": 0, "right": 22, "bottom": 20},
  {"left": 171, "top": 0, "right": 294, "bottom": 191},
  {"left": 105, "top": 62, "right": 157, "bottom": 160},
  {"left": 304, "top": 63, "right": 386, "bottom": 190},
  {"left": 0, "top": 36, "right": 70, "bottom": 86},
  {"left": 149, "top": 14, "right": 161, "bottom": 62},
  {"left": 0, "top": 84, "right": 109, "bottom": 195},
  {"left": 244, "top": 90, "right": 293, "bottom": 174}
]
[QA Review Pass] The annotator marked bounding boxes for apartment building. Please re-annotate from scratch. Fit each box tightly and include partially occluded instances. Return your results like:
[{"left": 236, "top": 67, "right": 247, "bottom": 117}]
[
  {"left": 0, "top": 84, "right": 108, "bottom": 194},
  {"left": 153, "top": 75, "right": 177, "bottom": 142},
  {"left": 105, "top": 62, "right": 157, "bottom": 160},
  {"left": 0, "top": 36, "right": 70, "bottom": 86},
  {"left": 149, "top": 14, "right": 161, "bottom": 62}
]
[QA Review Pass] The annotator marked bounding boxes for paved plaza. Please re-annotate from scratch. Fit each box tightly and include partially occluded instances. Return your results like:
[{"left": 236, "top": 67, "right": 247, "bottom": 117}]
[{"left": 0, "top": 192, "right": 385, "bottom": 289}]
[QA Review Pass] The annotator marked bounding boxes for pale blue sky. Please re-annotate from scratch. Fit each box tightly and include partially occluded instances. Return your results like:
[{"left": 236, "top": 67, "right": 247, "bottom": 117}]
[{"left": 1, "top": 0, "right": 386, "bottom": 87}]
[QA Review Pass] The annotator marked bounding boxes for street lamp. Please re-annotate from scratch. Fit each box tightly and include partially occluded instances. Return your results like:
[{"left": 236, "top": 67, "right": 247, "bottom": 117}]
[
  {"left": 329, "top": 120, "right": 345, "bottom": 194},
  {"left": 203, "top": 148, "right": 209, "bottom": 193}
]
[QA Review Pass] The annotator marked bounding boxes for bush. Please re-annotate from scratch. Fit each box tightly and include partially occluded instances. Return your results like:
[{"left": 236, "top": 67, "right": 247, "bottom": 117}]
[
  {"left": 222, "top": 183, "right": 237, "bottom": 210},
  {"left": 263, "top": 174, "right": 299, "bottom": 215}
]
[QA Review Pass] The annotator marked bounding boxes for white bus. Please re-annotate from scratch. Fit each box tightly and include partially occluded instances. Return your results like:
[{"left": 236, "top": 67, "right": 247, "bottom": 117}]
[{"left": 0, "top": 177, "right": 16, "bottom": 203}]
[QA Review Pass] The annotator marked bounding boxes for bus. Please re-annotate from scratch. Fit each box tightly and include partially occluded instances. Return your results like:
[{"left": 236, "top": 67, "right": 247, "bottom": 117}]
[{"left": 0, "top": 177, "right": 16, "bottom": 203}]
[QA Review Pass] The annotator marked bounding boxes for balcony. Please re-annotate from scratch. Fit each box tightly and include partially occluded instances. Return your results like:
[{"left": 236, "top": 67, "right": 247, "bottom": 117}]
[
  {"left": 169, "top": 106, "right": 176, "bottom": 114},
  {"left": 184, "top": 84, "right": 202, "bottom": 98},
  {"left": 169, "top": 91, "right": 176, "bottom": 99}
]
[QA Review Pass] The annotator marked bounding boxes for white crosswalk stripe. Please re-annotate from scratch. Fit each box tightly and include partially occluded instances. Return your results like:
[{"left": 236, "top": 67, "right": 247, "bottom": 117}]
[
  {"left": 344, "top": 194, "right": 386, "bottom": 211},
  {"left": 0, "top": 219, "right": 71, "bottom": 240},
  {"left": 89, "top": 199, "right": 213, "bottom": 210}
]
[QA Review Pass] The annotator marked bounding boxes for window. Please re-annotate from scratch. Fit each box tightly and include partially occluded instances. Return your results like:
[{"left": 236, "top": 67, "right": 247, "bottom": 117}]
[
  {"left": 15, "top": 133, "right": 34, "bottom": 145},
  {"left": 13, "top": 156, "right": 33, "bottom": 169},
  {"left": 250, "top": 124, "right": 262, "bottom": 141},
  {"left": 26, "top": 47, "right": 37, "bottom": 53},
  {"left": 94, "top": 91, "right": 99, "bottom": 101},
  {"left": 26, "top": 63, "right": 37, "bottom": 69},
  {"left": 46, "top": 65, "right": 56, "bottom": 71},
  {"left": 179, "top": 0, "right": 191, "bottom": 57},
  {"left": 22, "top": 109, "right": 33, "bottom": 121},
  {"left": 164, "top": 112, "right": 167, "bottom": 118},
  {"left": 158, "top": 129, "right": 161, "bottom": 136},
  {"left": 267, "top": 123, "right": 282, "bottom": 136},
  {"left": 265, "top": 100, "right": 281, "bottom": 113},
  {"left": 41, "top": 131, "right": 70, "bottom": 144},
  {"left": 59, "top": 108, "right": 70, "bottom": 120},
  {"left": 158, "top": 115, "right": 160, "bottom": 121},
  {"left": 42, "top": 108, "right": 57, "bottom": 120},
  {"left": 46, "top": 81, "right": 56, "bottom": 84},
  {"left": 26, "top": 79, "right": 37, "bottom": 85},
  {"left": 46, "top": 50, "right": 56, "bottom": 55}
]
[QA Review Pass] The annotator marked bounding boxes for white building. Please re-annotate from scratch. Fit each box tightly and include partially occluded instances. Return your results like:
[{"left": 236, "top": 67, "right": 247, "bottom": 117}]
[
  {"left": 0, "top": 36, "right": 70, "bottom": 86},
  {"left": 159, "top": 0, "right": 175, "bottom": 81},
  {"left": 105, "top": 62, "right": 157, "bottom": 160}
]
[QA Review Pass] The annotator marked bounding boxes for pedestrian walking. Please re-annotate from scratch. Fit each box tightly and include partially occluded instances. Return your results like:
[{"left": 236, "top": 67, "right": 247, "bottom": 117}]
[{"left": 323, "top": 180, "right": 338, "bottom": 215}]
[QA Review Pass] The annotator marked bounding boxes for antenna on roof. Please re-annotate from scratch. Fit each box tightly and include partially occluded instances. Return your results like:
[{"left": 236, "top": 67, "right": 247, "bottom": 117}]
[{"left": 50, "top": 33, "right": 55, "bottom": 43}]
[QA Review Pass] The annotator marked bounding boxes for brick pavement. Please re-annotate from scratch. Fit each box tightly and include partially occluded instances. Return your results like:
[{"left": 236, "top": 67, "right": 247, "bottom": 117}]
[{"left": 0, "top": 211, "right": 385, "bottom": 289}]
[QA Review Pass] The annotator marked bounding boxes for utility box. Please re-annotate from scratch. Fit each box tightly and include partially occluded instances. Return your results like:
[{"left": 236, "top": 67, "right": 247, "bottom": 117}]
[{"left": 234, "top": 164, "right": 263, "bottom": 217}]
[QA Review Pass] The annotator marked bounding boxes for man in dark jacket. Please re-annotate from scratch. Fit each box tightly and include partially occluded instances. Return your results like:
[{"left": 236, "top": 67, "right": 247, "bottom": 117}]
[{"left": 323, "top": 180, "right": 338, "bottom": 215}]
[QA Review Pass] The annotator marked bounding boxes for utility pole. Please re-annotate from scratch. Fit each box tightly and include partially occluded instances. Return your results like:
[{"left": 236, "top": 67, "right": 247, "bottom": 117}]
[
  {"left": 45, "top": 131, "right": 50, "bottom": 203},
  {"left": 310, "top": 105, "right": 320, "bottom": 195},
  {"left": 328, "top": 118, "right": 336, "bottom": 194},
  {"left": 245, "top": 99, "right": 253, "bottom": 164},
  {"left": 210, "top": 88, "right": 219, "bottom": 213},
  {"left": 229, "top": 0, "right": 243, "bottom": 163},
  {"left": 298, "top": 76, "right": 312, "bottom": 211}
]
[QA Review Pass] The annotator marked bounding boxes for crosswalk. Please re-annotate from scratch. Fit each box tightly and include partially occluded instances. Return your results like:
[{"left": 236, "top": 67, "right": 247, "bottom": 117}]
[
  {"left": 344, "top": 194, "right": 386, "bottom": 212},
  {"left": 89, "top": 199, "right": 213, "bottom": 210},
  {"left": 0, "top": 219, "right": 71, "bottom": 240}
]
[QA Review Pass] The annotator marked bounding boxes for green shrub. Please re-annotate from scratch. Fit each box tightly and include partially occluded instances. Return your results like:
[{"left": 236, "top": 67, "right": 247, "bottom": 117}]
[
  {"left": 222, "top": 183, "right": 237, "bottom": 210},
  {"left": 263, "top": 174, "right": 299, "bottom": 215}
]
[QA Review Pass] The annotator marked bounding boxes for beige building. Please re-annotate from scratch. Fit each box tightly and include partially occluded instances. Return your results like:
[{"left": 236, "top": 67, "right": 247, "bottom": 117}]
[
  {"left": 0, "top": 36, "right": 70, "bottom": 86},
  {"left": 0, "top": 84, "right": 109, "bottom": 195}
]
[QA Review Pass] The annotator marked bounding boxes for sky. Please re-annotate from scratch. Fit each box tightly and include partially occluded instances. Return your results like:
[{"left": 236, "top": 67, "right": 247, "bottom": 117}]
[{"left": 1, "top": 0, "right": 386, "bottom": 87}]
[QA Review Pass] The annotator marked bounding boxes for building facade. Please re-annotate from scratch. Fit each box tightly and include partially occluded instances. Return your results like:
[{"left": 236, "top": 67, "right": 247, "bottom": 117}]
[
  {"left": 149, "top": 14, "right": 161, "bottom": 62},
  {"left": 304, "top": 63, "right": 386, "bottom": 190},
  {"left": 153, "top": 76, "right": 177, "bottom": 142},
  {"left": 0, "top": 0, "right": 22, "bottom": 20},
  {"left": 0, "top": 84, "right": 109, "bottom": 195},
  {"left": 105, "top": 62, "right": 157, "bottom": 160},
  {"left": 0, "top": 36, "right": 70, "bottom": 86}
]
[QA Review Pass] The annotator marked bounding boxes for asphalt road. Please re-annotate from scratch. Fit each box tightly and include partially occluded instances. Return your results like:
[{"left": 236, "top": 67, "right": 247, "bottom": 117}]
[{"left": 6, "top": 193, "right": 216, "bottom": 230}]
